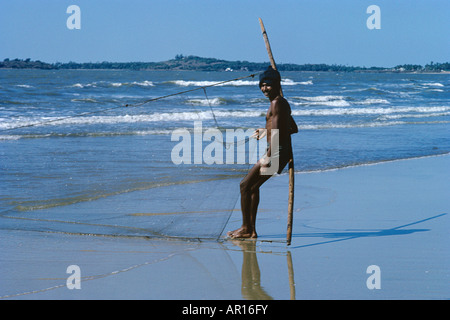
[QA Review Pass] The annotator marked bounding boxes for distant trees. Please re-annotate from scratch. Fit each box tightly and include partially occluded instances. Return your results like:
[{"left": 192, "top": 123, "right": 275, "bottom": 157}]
[
  {"left": 424, "top": 62, "right": 450, "bottom": 72},
  {"left": 0, "top": 58, "right": 54, "bottom": 69},
  {"left": 394, "top": 64, "right": 424, "bottom": 72},
  {"left": 393, "top": 62, "right": 450, "bottom": 72},
  {"left": 53, "top": 61, "right": 158, "bottom": 70},
  {"left": 1, "top": 57, "right": 449, "bottom": 72}
]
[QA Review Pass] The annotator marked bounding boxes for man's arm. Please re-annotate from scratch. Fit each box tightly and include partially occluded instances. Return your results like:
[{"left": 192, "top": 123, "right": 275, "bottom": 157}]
[{"left": 290, "top": 115, "right": 298, "bottom": 134}]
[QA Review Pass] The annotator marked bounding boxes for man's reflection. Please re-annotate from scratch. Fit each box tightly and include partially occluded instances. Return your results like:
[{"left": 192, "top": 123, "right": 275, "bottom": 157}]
[
  {"left": 231, "top": 240, "right": 273, "bottom": 300},
  {"left": 231, "top": 240, "right": 296, "bottom": 300}
]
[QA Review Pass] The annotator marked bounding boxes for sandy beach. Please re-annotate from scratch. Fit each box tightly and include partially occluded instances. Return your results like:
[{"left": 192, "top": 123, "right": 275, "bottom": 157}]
[{"left": 1, "top": 154, "right": 448, "bottom": 300}]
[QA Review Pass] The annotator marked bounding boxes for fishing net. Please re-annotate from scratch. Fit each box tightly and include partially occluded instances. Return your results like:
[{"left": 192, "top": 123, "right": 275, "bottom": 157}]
[
  {"left": 2, "top": 131, "right": 264, "bottom": 240},
  {"left": 1, "top": 73, "right": 267, "bottom": 241}
]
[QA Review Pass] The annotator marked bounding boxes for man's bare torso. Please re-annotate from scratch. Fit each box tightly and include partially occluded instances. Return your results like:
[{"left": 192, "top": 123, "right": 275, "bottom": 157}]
[{"left": 265, "top": 95, "right": 292, "bottom": 148}]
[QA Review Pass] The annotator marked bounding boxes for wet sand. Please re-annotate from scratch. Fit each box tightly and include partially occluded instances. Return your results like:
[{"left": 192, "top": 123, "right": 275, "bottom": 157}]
[{"left": 1, "top": 155, "right": 448, "bottom": 300}]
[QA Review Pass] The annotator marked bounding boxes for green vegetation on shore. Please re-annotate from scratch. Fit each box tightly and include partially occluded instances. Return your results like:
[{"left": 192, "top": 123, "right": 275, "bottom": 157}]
[{"left": 1, "top": 56, "right": 449, "bottom": 73}]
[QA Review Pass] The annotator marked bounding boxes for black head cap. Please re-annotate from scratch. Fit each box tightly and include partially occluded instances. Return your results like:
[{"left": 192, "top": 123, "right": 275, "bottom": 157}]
[{"left": 259, "top": 66, "right": 281, "bottom": 88}]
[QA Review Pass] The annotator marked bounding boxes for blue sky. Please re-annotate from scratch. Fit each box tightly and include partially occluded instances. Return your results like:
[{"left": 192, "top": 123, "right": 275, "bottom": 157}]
[{"left": 1, "top": 0, "right": 448, "bottom": 67}]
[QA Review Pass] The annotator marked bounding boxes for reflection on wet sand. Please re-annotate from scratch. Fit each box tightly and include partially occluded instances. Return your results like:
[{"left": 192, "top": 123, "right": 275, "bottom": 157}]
[{"left": 231, "top": 240, "right": 296, "bottom": 300}]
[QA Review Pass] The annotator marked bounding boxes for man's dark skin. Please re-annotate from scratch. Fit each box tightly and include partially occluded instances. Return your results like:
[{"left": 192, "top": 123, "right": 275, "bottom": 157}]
[{"left": 227, "top": 80, "right": 297, "bottom": 239}]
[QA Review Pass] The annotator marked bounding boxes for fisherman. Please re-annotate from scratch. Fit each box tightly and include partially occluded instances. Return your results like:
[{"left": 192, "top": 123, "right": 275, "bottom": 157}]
[{"left": 227, "top": 66, "right": 298, "bottom": 239}]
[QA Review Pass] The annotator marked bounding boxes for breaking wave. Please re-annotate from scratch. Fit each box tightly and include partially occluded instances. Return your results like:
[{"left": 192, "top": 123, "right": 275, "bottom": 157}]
[
  {"left": 71, "top": 80, "right": 155, "bottom": 88},
  {"left": 168, "top": 78, "right": 308, "bottom": 87},
  {"left": 185, "top": 97, "right": 231, "bottom": 106},
  {"left": 290, "top": 95, "right": 390, "bottom": 107},
  {"left": 421, "top": 82, "right": 444, "bottom": 87},
  {"left": 291, "top": 105, "right": 450, "bottom": 116},
  {"left": 0, "top": 110, "right": 263, "bottom": 131},
  {"left": 2, "top": 105, "right": 448, "bottom": 135}
]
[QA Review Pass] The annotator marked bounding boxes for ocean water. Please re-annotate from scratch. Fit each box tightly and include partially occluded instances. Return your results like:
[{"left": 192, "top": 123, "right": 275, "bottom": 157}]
[{"left": 0, "top": 69, "right": 449, "bottom": 238}]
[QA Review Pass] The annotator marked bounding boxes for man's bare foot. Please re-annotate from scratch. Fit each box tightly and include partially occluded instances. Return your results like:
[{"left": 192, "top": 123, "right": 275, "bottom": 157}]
[{"left": 227, "top": 227, "right": 257, "bottom": 239}]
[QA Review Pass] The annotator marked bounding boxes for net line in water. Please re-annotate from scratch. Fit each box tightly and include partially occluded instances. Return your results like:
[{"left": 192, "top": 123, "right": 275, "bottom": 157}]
[
  {"left": 0, "top": 73, "right": 258, "bottom": 133},
  {"left": 1, "top": 73, "right": 266, "bottom": 241}
]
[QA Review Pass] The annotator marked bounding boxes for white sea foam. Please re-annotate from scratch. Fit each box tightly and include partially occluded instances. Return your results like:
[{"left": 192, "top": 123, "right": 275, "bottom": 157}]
[
  {"left": 71, "top": 78, "right": 306, "bottom": 89},
  {"left": 0, "top": 129, "right": 176, "bottom": 140},
  {"left": 300, "top": 120, "right": 450, "bottom": 131},
  {"left": 291, "top": 95, "right": 351, "bottom": 107},
  {"left": 71, "top": 98, "right": 98, "bottom": 103},
  {"left": 0, "top": 135, "right": 22, "bottom": 140},
  {"left": 71, "top": 80, "right": 154, "bottom": 88},
  {"left": 315, "top": 100, "right": 350, "bottom": 107},
  {"left": 291, "top": 106, "right": 450, "bottom": 117},
  {"left": 0, "top": 110, "right": 264, "bottom": 129},
  {"left": 132, "top": 80, "right": 155, "bottom": 87},
  {"left": 422, "top": 82, "right": 444, "bottom": 87},
  {"left": 169, "top": 80, "right": 258, "bottom": 87},
  {"left": 377, "top": 111, "right": 450, "bottom": 120},
  {"left": 355, "top": 99, "right": 390, "bottom": 105},
  {"left": 294, "top": 95, "right": 345, "bottom": 102},
  {"left": 169, "top": 78, "right": 305, "bottom": 87},
  {"left": 185, "top": 98, "right": 226, "bottom": 106},
  {"left": 111, "top": 80, "right": 155, "bottom": 87},
  {"left": 3, "top": 105, "right": 449, "bottom": 131},
  {"left": 3, "top": 102, "right": 448, "bottom": 134},
  {"left": 281, "top": 79, "right": 312, "bottom": 86},
  {"left": 291, "top": 96, "right": 389, "bottom": 107},
  {"left": 299, "top": 121, "right": 405, "bottom": 130}
]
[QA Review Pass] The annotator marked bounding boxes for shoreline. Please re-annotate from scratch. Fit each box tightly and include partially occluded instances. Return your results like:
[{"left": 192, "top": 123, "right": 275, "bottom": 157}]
[
  {"left": 1, "top": 154, "right": 448, "bottom": 300},
  {"left": 287, "top": 152, "right": 450, "bottom": 175}
]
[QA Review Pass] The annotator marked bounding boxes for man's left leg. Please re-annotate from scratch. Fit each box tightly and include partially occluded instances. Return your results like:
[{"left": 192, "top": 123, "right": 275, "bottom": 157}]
[{"left": 228, "top": 162, "right": 270, "bottom": 238}]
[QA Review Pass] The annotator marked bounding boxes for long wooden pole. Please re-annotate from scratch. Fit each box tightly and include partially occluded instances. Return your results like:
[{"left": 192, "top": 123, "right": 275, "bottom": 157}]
[
  {"left": 258, "top": 18, "right": 283, "bottom": 97},
  {"left": 258, "top": 18, "right": 295, "bottom": 246}
]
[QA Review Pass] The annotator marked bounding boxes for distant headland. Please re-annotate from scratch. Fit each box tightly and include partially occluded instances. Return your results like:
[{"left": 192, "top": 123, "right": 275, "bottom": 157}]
[{"left": 1, "top": 55, "right": 449, "bottom": 73}]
